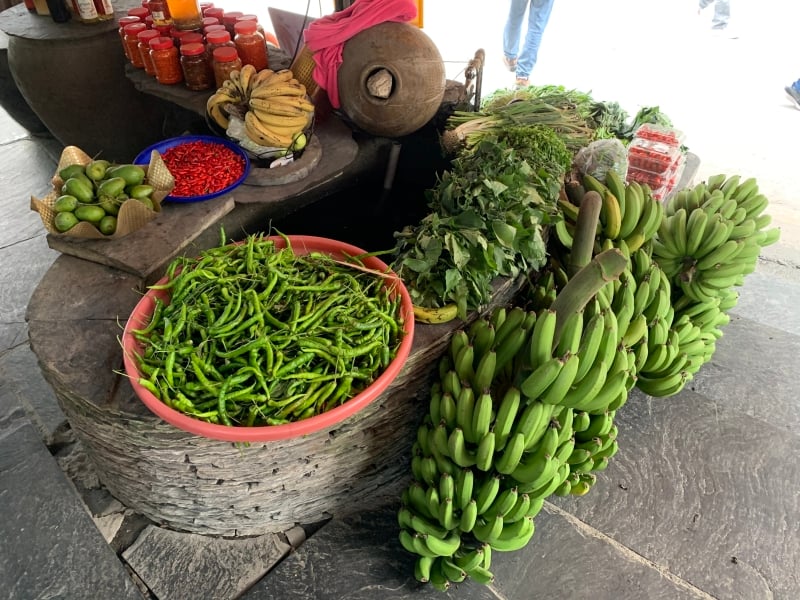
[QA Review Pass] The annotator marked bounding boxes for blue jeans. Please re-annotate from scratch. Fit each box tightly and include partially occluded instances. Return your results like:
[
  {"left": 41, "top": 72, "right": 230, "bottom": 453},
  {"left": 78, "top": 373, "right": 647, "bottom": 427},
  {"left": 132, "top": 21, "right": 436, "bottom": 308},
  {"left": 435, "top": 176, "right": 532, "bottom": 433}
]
[
  {"left": 699, "top": 0, "right": 730, "bottom": 30},
  {"left": 503, "top": 0, "right": 555, "bottom": 79}
]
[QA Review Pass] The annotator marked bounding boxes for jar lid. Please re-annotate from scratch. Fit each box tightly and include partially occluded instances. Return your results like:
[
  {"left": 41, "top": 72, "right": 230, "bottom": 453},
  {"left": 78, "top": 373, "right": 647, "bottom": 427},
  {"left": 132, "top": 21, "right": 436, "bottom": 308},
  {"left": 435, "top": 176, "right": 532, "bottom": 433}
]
[
  {"left": 223, "top": 11, "right": 244, "bottom": 25},
  {"left": 119, "top": 16, "right": 141, "bottom": 27},
  {"left": 124, "top": 23, "right": 148, "bottom": 34},
  {"left": 182, "top": 32, "right": 204, "bottom": 45},
  {"left": 127, "top": 7, "right": 149, "bottom": 19},
  {"left": 236, "top": 14, "right": 258, "bottom": 23},
  {"left": 213, "top": 47, "right": 240, "bottom": 62},
  {"left": 204, "top": 24, "right": 227, "bottom": 35},
  {"left": 180, "top": 42, "right": 207, "bottom": 56},
  {"left": 149, "top": 37, "right": 174, "bottom": 50},
  {"left": 205, "top": 30, "right": 231, "bottom": 44},
  {"left": 138, "top": 29, "right": 161, "bottom": 41},
  {"left": 205, "top": 7, "right": 224, "bottom": 20},
  {"left": 234, "top": 21, "right": 257, "bottom": 35},
  {"left": 202, "top": 16, "right": 220, "bottom": 27}
]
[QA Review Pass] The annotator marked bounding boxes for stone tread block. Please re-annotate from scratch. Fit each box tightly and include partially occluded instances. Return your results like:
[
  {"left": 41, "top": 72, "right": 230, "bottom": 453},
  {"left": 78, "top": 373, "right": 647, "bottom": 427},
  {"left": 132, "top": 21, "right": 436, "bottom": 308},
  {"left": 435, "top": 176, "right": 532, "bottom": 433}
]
[
  {"left": 123, "top": 525, "right": 291, "bottom": 600},
  {"left": 688, "top": 313, "right": 800, "bottom": 431},
  {"left": 548, "top": 388, "right": 800, "bottom": 599},
  {"left": 0, "top": 413, "right": 140, "bottom": 599}
]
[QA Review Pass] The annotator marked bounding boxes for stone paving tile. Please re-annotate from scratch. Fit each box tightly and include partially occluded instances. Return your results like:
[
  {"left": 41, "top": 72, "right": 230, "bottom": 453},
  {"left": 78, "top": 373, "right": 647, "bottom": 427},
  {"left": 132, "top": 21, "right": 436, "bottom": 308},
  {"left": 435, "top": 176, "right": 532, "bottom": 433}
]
[
  {"left": 0, "top": 235, "right": 57, "bottom": 351},
  {"left": 0, "top": 343, "right": 66, "bottom": 444},
  {"left": 688, "top": 314, "right": 800, "bottom": 432},
  {"left": 243, "top": 505, "right": 500, "bottom": 600},
  {"left": 733, "top": 260, "right": 800, "bottom": 336},
  {"left": 123, "top": 525, "right": 292, "bottom": 600},
  {"left": 0, "top": 407, "right": 141, "bottom": 600},
  {"left": 489, "top": 504, "right": 709, "bottom": 599},
  {"left": 548, "top": 387, "right": 800, "bottom": 599}
]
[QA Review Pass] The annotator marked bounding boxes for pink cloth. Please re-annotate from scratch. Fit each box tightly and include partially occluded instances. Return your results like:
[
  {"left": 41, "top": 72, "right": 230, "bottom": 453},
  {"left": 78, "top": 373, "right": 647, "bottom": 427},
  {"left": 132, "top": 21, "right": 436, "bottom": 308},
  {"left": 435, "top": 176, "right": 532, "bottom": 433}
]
[{"left": 303, "top": 0, "right": 418, "bottom": 109}]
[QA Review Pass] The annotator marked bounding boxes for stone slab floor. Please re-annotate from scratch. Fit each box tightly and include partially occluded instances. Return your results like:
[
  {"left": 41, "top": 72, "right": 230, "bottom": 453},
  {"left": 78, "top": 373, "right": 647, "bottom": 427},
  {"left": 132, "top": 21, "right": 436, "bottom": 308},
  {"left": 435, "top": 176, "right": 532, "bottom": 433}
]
[{"left": 1, "top": 96, "right": 799, "bottom": 600}]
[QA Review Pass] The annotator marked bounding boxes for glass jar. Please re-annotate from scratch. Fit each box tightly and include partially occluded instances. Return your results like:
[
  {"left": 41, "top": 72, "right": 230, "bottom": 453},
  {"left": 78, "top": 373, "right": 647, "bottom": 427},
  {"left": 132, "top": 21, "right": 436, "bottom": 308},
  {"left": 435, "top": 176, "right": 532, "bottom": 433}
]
[
  {"left": 150, "top": 37, "right": 183, "bottom": 85},
  {"left": 93, "top": 0, "right": 114, "bottom": 20},
  {"left": 71, "top": 0, "right": 99, "bottom": 23},
  {"left": 205, "top": 29, "right": 234, "bottom": 56},
  {"left": 124, "top": 23, "right": 149, "bottom": 68},
  {"left": 165, "top": 0, "right": 203, "bottom": 31},
  {"left": 236, "top": 14, "right": 265, "bottom": 37},
  {"left": 212, "top": 46, "right": 242, "bottom": 89},
  {"left": 180, "top": 42, "right": 214, "bottom": 90},
  {"left": 204, "top": 6, "right": 223, "bottom": 22},
  {"left": 148, "top": 0, "right": 172, "bottom": 27},
  {"left": 127, "top": 6, "right": 149, "bottom": 22},
  {"left": 138, "top": 29, "right": 161, "bottom": 76},
  {"left": 233, "top": 21, "right": 268, "bottom": 71},
  {"left": 118, "top": 16, "right": 141, "bottom": 60},
  {"left": 222, "top": 11, "right": 243, "bottom": 37},
  {"left": 203, "top": 23, "right": 226, "bottom": 36}
]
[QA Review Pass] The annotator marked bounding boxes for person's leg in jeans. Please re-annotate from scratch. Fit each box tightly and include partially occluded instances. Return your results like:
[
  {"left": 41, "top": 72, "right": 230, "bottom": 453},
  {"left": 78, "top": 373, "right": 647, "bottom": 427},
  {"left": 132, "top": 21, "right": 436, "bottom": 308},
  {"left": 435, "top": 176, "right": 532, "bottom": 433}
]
[
  {"left": 710, "top": 0, "right": 730, "bottom": 30},
  {"left": 515, "top": 0, "right": 555, "bottom": 83},
  {"left": 503, "top": 0, "right": 528, "bottom": 71}
]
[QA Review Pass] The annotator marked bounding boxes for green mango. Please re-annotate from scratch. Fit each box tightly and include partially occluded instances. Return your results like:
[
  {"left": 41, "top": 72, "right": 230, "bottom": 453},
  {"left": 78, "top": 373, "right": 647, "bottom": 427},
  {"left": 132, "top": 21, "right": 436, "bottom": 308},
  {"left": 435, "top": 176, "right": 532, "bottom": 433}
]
[
  {"left": 85, "top": 159, "right": 111, "bottom": 182},
  {"left": 99, "top": 196, "right": 121, "bottom": 216},
  {"left": 54, "top": 211, "right": 78, "bottom": 232},
  {"left": 127, "top": 184, "right": 154, "bottom": 200},
  {"left": 75, "top": 204, "right": 106, "bottom": 224},
  {"left": 97, "top": 176, "right": 127, "bottom": 199},
  {"left": 62, "top": 177, "right": 94, "bottom": 204},
  {"left": 53, "top": 195, "right": 78, "bottom": 213},
  {"left": 106, "top": 164, "right": 146, "bottom": 186},
  {"left": 58, "top": 163, "right": 85, "bottom": 181},
  {"left": 98, "top": 215, "right": 117, "bottom": 235}
]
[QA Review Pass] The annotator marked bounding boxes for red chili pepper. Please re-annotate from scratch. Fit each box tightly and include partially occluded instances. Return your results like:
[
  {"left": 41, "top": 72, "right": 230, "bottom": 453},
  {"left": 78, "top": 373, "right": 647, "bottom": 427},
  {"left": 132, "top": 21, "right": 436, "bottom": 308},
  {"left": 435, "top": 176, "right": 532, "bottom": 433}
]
[{"left": 161, "top": 140, "right": 246, "bottom": 198}]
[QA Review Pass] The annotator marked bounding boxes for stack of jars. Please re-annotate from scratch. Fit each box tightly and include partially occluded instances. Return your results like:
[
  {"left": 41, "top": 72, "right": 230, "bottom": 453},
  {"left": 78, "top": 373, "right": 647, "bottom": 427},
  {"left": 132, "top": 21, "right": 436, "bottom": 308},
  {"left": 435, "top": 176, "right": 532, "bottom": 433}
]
[{"left": 119, "top": 2, "right": 272, "bottom": 93}]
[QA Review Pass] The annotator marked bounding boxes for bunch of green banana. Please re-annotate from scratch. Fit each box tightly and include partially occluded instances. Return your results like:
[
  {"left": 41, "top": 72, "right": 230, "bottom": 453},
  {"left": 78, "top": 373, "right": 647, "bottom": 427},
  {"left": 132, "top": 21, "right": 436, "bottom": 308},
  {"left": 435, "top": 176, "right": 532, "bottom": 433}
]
[
  {"left": 653, "top": 174, "right": 780, "bottom": 303},
  {"left": 555, "top": 171, "right": 664, "bottom": 255}
]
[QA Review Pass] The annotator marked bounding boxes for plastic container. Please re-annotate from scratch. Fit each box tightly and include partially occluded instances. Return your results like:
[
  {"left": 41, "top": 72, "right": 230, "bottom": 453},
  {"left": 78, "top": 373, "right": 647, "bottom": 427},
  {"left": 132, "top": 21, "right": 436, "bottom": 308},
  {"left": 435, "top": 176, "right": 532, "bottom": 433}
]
[
  {"left": 150, "top": 37, "right": 183, "bottom": 85},
  {"left": 203, "top": 23, "right": 226, "bottom": 36},
  {"left": 124, "top": 23, "right": 149, "bottom": 68},
  {"left": 138, "top": 29, "right": 161, "bottom": 76},
  {"left": 179, "top": 42, "right": 214, "bottom": 90},
  {"left": 634, "top": 123, "right": 684, "bottom": 147},
  {"left": 627, "top": 138, "right": 682, "bottom": 174},
  {"left": 205, "top": 29, "right": 234, "bottom": 59},
  {"left": 127, "top": 6, "right": 149, "bottom": 21},
  {"left": 212, "top": 46, "right": 242, "bottom": 89},
  {"left": 165, "top": 0, "right": 203, "bottom": 31},
  {"left": 118, "top": 16, "right": 142, "bottom": 61},
  {"left": 122, "top": 235, "right": 415, "bottom": 443},
  {"left": 234, "top": 20, "right": 268, "bottom": 71},
  {"left": 222, "top": 10, "right": 243, "bottom": 36}
]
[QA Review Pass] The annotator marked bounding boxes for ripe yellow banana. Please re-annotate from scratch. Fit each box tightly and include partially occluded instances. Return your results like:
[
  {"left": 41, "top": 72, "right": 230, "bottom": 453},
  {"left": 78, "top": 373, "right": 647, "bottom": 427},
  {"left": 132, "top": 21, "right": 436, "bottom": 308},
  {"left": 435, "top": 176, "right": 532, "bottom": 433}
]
[
  {"left": 250, "top": 68, "right": 276, "bottom": 89},
  {"left": 244, "top": 111, "right": 294, "bottom": 147},
  {"left": 251, "top": 95, "right": 315, "bottom": 114},
  {"left": 412, "top": 303, "right": 458, "bottom": 324},
  {"left": 250, "top": 108, "right": 309, "bottom": 129},
  {"left": 239, "top": 64, "right": 257, "bottom": 97},
  {"left": 220, "top": 79, "right": 243, "bottom": 99},
  {"left": 250, "top": 82, "right": 308, "bottom": 99},
  {"left": 249, "top": 97, "right": 310, "bottom": 118}
]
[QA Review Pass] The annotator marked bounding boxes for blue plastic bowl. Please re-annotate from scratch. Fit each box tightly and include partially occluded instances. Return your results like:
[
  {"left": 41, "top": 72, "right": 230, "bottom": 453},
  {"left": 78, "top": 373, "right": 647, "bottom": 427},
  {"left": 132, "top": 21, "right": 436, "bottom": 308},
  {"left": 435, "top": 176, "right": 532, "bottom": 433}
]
[{"left": 133, "top": 135, "right": 251, "bottom": 203}]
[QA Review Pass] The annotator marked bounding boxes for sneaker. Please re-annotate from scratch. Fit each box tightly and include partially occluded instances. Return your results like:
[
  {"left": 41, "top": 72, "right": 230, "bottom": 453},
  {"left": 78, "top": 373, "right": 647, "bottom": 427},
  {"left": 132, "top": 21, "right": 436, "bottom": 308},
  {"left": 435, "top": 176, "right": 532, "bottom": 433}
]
[
  {"left": 785, "top": 86, "right": 800, "bottom": 110},
  {"left": 514, "top": 77, "right": 529, "bottom": 90},
  {"left": 502, "top": 56, "right": 517, "bottom": 72}
]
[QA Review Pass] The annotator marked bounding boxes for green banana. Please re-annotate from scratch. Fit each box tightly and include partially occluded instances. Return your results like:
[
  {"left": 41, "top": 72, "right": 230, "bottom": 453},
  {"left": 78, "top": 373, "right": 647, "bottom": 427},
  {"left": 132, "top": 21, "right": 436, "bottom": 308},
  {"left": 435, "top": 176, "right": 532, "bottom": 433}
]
[
  {"left": 472, "top": 349, "right": 497, "bottom": 393},
  {"left": 455, "top": 467, "right": 474, "bottom": 511},
  {"left": 540, "top": 353, "right": 580, "bottom": 405},
  {"left": 529, "top": 309, "right": 557, "bottom": 369},
  {"left": 448, "top": 428, "right": 476, "bottom": 468},
  {"left": 495, "top": 432, "right": 527, "bottom": 475},
  {"left": 475, "top": 430, "right": 496, "bottom": 472},
  {"left": 493, "top": 386, "right": 521, "bottom": 451},
  {"left": 490, "top": 516, "right": 535, "bottom": 552},
  {"left": 471, "top": 391, "right": 493, "bottom": 442},
  {"left": 475, "top": 474, "right": 501, "bottom": 514}
]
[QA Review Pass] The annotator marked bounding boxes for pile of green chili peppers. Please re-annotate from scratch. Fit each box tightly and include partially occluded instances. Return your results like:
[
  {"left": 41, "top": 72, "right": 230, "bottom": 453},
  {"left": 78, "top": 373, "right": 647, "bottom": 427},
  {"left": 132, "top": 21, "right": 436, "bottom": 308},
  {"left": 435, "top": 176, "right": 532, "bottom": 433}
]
[{"left": 130, "top": 233, "right": 405, "bottom": 427}]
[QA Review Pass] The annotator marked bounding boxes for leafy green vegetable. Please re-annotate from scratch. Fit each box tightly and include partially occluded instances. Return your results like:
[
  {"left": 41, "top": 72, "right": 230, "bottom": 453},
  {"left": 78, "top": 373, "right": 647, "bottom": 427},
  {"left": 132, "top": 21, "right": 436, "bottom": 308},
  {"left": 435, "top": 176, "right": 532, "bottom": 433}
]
[{"left": 391, "top": 132, "right": 564, "bottom": 316}]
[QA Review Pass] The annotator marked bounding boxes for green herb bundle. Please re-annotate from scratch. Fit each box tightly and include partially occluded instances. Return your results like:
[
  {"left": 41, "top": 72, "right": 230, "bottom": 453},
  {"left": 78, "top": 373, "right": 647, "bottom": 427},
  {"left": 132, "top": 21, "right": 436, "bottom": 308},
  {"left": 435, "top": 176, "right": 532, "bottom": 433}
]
[{"left": 392, "top": 127, "right": 567, "bottom": 317}]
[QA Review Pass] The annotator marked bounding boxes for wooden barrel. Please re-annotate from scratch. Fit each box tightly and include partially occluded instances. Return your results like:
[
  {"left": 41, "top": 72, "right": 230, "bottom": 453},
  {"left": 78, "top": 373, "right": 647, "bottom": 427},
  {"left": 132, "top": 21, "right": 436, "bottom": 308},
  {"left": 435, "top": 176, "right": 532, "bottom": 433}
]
[{"left": 337, "top": 21, "right": 445, "bottom": 138}]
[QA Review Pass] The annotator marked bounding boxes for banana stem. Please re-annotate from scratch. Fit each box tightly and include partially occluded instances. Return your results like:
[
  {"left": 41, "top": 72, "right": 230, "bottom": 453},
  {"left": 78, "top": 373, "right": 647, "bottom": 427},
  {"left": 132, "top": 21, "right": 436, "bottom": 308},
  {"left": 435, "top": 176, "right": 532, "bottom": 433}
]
[
  {"left": 568, "top": 190, "right": 602, "bottom": 277},
  {"left": 551, "top": 248, "right": 627, "bottom": 343}
]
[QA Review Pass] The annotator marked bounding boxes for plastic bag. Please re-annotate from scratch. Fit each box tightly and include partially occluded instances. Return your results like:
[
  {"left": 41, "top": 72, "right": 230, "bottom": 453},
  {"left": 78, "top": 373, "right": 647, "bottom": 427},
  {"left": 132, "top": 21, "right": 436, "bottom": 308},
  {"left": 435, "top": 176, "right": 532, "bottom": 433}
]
[{"left": 574, "top": 138, "right": 628, "bottom": 182}]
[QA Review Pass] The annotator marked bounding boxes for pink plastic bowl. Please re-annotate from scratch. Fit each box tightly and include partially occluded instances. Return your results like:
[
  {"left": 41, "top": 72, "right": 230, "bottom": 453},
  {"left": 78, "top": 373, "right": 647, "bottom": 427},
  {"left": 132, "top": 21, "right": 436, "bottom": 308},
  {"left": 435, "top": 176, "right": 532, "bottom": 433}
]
[{"left": 122, "top": 235, "right": 415, "bottom": 442}]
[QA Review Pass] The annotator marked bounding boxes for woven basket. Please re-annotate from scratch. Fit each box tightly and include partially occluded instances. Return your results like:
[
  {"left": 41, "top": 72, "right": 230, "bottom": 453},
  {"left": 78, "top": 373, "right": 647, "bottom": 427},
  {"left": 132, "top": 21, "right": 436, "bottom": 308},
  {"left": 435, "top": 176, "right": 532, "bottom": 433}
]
[{"left": 290, "top": 44, "right": 318, "bottom": 98}]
